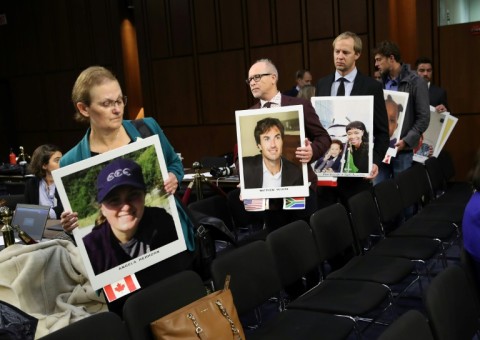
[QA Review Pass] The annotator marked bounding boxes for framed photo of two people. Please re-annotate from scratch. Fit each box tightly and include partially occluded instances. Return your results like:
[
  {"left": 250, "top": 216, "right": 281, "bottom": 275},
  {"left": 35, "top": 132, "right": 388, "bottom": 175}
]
[
  {"left": 310, "top": 96, "right": 374, "bottom": 178},
  {"left": 52, "top": 136, "right": 186, "bottom": 290},
  {"left": 236, "top": 105, "right": 309, "bottom": 200}
]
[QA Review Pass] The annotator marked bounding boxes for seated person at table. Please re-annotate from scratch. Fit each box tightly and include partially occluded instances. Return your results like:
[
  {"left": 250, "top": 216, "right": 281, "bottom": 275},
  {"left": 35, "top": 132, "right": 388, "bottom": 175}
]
[
  {"left": 242, "top": 117, "right": 303, "bottom": 189},
  {"left": 24, "top": 144, "right": 63, "bottom": 219},
  {"left": 83, "top": 158, "right": 178, "bottom": 275}
]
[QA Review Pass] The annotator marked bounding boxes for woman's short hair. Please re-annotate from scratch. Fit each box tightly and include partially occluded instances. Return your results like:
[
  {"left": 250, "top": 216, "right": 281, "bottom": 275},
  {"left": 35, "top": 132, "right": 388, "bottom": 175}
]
[
  {"left": 28, "top": 144, "right": 62, "bottom": 178},
  {"left": 346, "top": 120, "right": 369, "bottom": 144},
  {"left": 71, "top": 66, "right": 118, "bottom": 123}
]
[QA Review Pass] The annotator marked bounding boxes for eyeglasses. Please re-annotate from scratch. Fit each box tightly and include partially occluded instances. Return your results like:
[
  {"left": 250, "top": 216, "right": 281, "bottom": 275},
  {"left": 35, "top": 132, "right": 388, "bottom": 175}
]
[
  {"left": 245, "top": 73, "right": 271, "bottom": 84},
  {"left": 97, "top": 96, "right": 128, "bottom": 109}
]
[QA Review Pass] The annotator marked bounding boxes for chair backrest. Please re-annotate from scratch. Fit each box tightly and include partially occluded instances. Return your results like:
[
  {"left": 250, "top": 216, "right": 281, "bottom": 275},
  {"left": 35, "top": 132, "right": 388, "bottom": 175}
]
[
  {"left": 266, "top": 220, "right": 320, "bottom": 288},
  {"left": 395, "top": 163, "right": 426, "bottom": 209},
  {"left": 378, "top": 310, "right": 433, "bottom": 340},
  {"left": 41, "top": 312, "right": 130, "bottom": 340},
  {"left": 188, "top": 194, "right": 235, "bottom": 232},
  {"left": 309, "top": 203, "right": 357, "bottom": 262},
  {"left": 373, "top": 179, "right": 404, "bottom": 227},
  {"left": 210, "top": 240, "right": 282, "bottom": 315},
  {"left": 347, "top": 190, "right": 384, "bottom": 247},
  {"left": 425, "top": 265, "right": 480, "bottom": 340},
  {"left": 122, "top": 270, "right": 207, "bottom": 340},
  {"left": 460, "top": 248, "right": 480, "bottom": 307},
  {"left": 437, "top": 150, "right": 456, "bottom": 182},
  {"left": 424, "top": 156, "right": 446, "bottom": 195}
]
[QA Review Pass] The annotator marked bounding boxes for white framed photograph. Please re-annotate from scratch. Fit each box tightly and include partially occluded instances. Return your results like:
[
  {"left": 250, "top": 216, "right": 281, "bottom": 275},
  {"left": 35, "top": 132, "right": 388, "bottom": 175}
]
[
  {"left": 413, "top": 107, "right": 450, "bottom": 163},
  {"left": 52, "top": 136, "right": 186, "bottom": 290},
  {"left": 383, "top": 90, "right": 409, "bottom": 154},
  {"left": 236, "top": 105, "right": 309, "bottom": 199},
  {"left": 435, "top": 113, "right": 458, "bottom": 157},
  {"left": 311, "top": 96, "right": 374, "bottom": 177}
]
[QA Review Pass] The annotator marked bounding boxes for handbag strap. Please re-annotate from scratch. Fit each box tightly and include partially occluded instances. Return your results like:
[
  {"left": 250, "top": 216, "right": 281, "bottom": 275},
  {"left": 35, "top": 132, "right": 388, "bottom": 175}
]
[{"left": 186, "top": 275, "right": 242, "bottom": 340}]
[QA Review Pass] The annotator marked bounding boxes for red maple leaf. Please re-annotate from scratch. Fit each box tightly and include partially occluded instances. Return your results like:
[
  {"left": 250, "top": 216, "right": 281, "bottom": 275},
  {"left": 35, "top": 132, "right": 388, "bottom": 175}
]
[{"left": 115, "top": 283, "right": 125, "bottom": 292}]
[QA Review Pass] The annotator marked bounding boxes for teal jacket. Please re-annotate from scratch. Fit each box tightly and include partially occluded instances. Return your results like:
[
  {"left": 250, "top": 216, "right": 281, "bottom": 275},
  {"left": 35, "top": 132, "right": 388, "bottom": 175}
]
[{"left": 60, "top": 118, "right": 195, "bottom": 251}]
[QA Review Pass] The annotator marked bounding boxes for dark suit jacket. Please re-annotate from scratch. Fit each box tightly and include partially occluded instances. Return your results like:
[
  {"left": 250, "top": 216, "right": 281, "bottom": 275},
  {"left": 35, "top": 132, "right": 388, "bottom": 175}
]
[
  {"left": 250, "top": 95, "right": 331, "bottom": 187},
  {"left": 242, "top": 154, "right": 303, "bottom": 189},
  {"left": 314, "top": 155, "right": 342, "bottom": 173},
  {"left": 24, "top": 177, "right": 63, "bottom": 219},
  {"left": 283, "top": 85, "right": 299, "bottom": 97},
  {"left": 316, "top": 71, "right": 389, "bottom": 166},
  {"left": 429, "top": 84, "right": 448, "bottom": 109}
]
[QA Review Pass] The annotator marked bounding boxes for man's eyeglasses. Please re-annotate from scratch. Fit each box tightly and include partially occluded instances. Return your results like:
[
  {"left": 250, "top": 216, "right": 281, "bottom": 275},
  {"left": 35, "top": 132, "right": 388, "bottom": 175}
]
[
  {"left": 98, "top": 96, "right": 128, "bottom": 109},
  {"left": 245, "top": 73, "right": 271, "bottom": 84}
]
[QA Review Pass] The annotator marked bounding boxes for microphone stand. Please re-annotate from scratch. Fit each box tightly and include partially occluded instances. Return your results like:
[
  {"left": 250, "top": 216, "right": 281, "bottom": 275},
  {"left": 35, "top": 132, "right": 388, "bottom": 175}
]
[{"left": 182, "top": 161, "right": 227, "bottom": 205}]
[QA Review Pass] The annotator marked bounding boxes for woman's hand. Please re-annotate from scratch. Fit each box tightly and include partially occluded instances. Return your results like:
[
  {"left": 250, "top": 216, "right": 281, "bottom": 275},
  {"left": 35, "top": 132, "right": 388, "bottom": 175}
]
[
  {"left": 164, "top": 172, "right": 178, "bottom": 195},
  {"left": 60, "top": 211, "right": 78, "bottom": 233}
]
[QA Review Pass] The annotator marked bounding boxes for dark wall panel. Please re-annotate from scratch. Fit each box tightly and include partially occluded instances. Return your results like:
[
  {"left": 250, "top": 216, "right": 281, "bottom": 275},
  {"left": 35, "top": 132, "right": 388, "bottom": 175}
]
[
  {"left": 339, "top": 0, "right": 368, "bottom": 34},
  {"left": 198, "top": 51, "right": 248, "bottom": 124},
  {"left": 11, "top": 76, "right": 47, "bottom": 132},
  {"left": 218, "top": 0, "right": 244, "bottom": 50},
  {"left": 151, "top": 57, "right": 198, "bottom": 126},
  {"left": 309, "top": 39, "right": 334, "bottom": 82},
  {"left": 164, "top": 126, "right": 237, "bottom": 167},
  {"left": 247, "top": 0, "right": 273, "bottom": 46},
  {"left": 439, "top": 22, "right": 480, "bottom": 114},
  {"left": 306, "top": 0, "right": 334, "bottom": 40},
  {"left": 250, "top": 43, "right": 303, "bottom": 93},
  {"left": 276, "top": 0, "right": 302, "bottom": 43},
  {"left": 169, "top": 0, "right": 193, "bottom": 56},
  {"left": 194, "top": 0, "right": 218, "bottom": 53},
  {"left": 145, "top": 0, "right": 170, "bottom": 59}
]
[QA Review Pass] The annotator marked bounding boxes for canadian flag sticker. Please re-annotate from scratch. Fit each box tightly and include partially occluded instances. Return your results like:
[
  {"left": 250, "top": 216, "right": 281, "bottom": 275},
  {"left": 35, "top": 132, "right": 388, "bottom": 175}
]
[{"left": 103, "top": 274, "right": 141, "bottom": 302}]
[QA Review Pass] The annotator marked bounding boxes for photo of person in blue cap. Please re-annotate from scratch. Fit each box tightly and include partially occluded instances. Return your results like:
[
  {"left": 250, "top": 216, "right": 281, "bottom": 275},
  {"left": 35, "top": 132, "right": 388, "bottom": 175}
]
[{"left": 83, "top": 157, "right": 178, "bottom": 275}]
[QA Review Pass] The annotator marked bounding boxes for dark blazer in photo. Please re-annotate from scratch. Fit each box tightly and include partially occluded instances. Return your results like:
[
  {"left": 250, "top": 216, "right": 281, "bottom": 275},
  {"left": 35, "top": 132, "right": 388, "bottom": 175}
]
[{"left": 242, "top": 154, "right": 303, "bottom": 189}]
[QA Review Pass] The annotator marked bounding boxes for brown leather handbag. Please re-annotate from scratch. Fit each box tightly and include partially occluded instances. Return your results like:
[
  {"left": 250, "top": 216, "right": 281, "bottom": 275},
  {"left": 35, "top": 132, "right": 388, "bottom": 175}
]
[{"left": 150, "top": 275, "right": 245, "bottom": 339}]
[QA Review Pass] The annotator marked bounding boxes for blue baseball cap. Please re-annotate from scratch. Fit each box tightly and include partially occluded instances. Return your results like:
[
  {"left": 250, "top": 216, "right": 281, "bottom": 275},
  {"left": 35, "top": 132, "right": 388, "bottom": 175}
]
[{"left": 97, "top": 158, "right": 146, "bottom": 202}]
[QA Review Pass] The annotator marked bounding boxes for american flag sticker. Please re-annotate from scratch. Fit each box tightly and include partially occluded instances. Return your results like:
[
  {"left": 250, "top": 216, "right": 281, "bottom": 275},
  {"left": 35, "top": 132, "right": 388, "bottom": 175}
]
[
  {"left": 283, "top": 197, "right": 306, "bottom": 210},
  {"left": 244, "top": 198, "right": 266, "bottom": 211},
  {"left": 103, "top": 274, "right": 141, "bottom": 302}
]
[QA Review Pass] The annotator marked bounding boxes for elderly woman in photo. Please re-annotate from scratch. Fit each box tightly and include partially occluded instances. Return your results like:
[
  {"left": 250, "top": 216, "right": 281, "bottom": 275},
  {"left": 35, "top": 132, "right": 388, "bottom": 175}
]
[{"left": 83, "top": 158, "right": 178, "bottom": 275}]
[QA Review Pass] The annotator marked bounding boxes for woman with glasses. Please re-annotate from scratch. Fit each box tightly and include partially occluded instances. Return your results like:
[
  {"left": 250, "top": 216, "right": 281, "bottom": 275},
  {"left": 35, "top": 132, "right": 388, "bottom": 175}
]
[
  {"left": 59, "top": 66, "right": 195, "bottom": 314},
  {"left": 24, "top": 144, "right": 63, "bottom": 219}
]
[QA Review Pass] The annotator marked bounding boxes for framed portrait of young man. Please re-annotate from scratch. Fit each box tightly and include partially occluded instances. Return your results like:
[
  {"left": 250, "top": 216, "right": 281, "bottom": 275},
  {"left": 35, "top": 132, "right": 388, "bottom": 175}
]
[
  {"left": 52, "top": 136, "right": 186, "bottom": 290},
  {"left": 311, "top": 96, "right": 374, "bottom": 178},
  {"left": 236, "top": 105, "right": 309, "bottom": 200}
]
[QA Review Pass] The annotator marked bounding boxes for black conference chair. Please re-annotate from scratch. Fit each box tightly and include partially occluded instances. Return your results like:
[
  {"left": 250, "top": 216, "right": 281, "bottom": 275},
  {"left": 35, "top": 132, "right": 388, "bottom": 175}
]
[
  {"left": 264, "top": 219, "right": 392, "bottom": 332},
  {"left": 41, "top": 312, "right": 130, "bottom": 340},
  {"left": 122, "top": 270, "right": 207, "bottom": 340},
  {"left": 308, "top": 204, "right": 420, "bottom": 300},
  {"left": 424, "top": 155, "right": 472, "bottom": 207},
  {"left": 378, "top": 310, "right": 434, "bottom": 340},
  {"left": 373, "top": 179, "right": 458, "bottom": 247},
  {"left": 425, "top": 265, "right": 480, "bottom": 340},
  {"left": 210, "top": 240, "right": 357, "bottom": 340},
  {"left": 347, "top": 190, "right": 443, "bottom": 280},
  {"left": 396, "top": 163, "right": 465, "bottom": 227}
]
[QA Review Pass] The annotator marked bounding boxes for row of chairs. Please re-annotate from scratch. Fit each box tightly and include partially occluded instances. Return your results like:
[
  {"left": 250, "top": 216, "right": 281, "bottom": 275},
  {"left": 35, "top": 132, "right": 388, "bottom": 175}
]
[
  {"left": 379, "top": 265, "right": 480, "bottom": 340},
  {"left": 41, "top": 152, "right": 473, "bottom": 339}
]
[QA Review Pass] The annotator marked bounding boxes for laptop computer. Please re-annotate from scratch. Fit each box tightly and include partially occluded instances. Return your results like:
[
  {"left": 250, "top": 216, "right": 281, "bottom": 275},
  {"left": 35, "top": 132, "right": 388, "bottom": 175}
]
[{"left": 12, "top": 204, "right": 51, "bottom": 242}]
